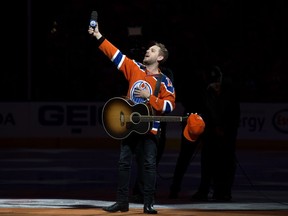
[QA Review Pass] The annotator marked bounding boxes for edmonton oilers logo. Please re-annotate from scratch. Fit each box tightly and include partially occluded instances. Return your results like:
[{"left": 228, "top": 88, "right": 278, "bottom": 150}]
[
  {"left": 90, "top": 20, "right": 97, "bottom": 27},
  {"left": 131, "top": 81, "right": 152, "bottom": 104},
  {"left": 272, "top": 109, "right": 288, "bottom": 133}
]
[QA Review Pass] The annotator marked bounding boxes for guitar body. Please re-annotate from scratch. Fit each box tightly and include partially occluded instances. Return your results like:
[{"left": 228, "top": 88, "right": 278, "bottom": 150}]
[{"left": 102, "top": 97, "right": 152, "bottom": 139}]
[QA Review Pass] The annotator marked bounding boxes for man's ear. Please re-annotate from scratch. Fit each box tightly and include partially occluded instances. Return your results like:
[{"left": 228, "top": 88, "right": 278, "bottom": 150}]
[{"left": 157, "top": 55, "right": 164, "bottom": 62}]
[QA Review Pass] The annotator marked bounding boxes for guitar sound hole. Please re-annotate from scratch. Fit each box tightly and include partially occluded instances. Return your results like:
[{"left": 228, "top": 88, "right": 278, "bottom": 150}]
[{"left": 131, "top": 112, "right": 141, "bottom": 124}]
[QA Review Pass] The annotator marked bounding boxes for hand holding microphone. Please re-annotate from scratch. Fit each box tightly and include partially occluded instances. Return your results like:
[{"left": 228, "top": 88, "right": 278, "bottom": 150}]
[{"left": 88, "top": 10, "right": 102, "bottom": 39}]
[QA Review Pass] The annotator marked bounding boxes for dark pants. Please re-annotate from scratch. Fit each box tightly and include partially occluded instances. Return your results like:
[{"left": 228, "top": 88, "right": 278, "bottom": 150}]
[
  {"left": 198, "top": 131, "right": 237, "bottom": 197},
  {"left": 132, "top": 123, "right": 166, "bottom": 199},
  {"left": 170, "top": 124, "right": 199, "bottom": 194},
  {"left": 116, "top": 133, "right": 158, "bottom": 204}
]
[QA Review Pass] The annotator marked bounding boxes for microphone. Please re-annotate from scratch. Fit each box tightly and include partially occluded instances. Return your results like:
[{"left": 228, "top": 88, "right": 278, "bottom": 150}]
[{"left": 90, "top": 11, "right": 98, "bottom": 29}]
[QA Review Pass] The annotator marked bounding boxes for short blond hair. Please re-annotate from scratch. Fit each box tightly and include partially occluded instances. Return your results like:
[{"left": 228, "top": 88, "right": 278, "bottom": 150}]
[
  {"left": 148, "top": 40, "right": 169, "bottom": 64},
  {"left": 155, "top": 42, "right": 168, "bottom": 64}
]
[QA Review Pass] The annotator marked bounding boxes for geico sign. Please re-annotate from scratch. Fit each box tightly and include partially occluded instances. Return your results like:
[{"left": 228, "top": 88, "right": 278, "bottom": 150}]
[{"left": 38, "top": 105, "right": 101, "bottom": 126}]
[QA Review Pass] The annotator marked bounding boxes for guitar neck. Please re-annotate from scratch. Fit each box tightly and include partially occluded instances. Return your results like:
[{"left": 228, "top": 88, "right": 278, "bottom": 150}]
[{"left": 140, "top": 115, "right": 188, "bottom": 122}]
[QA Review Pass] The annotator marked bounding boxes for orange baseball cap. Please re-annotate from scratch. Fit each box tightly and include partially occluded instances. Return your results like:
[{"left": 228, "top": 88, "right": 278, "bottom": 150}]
[{"left": 183, "top": 113, "right": 205, "bottom": 142}]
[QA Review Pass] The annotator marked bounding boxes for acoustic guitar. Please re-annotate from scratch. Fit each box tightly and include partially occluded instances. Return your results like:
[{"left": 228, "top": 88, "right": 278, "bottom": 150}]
[{"left": 102, "top": 97, "right": 187, "bottom": 140}]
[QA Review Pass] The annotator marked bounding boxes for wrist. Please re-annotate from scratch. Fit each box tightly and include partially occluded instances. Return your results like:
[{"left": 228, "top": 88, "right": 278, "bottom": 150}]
[
  {"left": 146, "top": 95, "right": 151, "bottom": 102},
  {"left": 95, "top": 32, "right": 102, "bottom": 40}
]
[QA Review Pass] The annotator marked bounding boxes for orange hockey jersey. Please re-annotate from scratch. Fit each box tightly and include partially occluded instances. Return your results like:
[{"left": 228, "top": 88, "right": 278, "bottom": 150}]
[{"left": 98, "top": 38, "right": 176, "bottom": 134}]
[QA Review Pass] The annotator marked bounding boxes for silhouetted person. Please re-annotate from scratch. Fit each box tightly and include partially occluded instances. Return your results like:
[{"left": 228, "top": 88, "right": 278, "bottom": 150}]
[
  {"left": 191, "top": 65, "right": 240, "bottom": 201},
  {"left": 169, "top": 65, "right": 240, "bottom": 201}
]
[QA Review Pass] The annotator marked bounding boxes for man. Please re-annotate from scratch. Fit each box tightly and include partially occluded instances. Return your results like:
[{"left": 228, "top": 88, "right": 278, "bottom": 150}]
[
  {"left": 88, "top": 19, "right": 175, "bottom": 214},
  {"left": 169, "top": 65, "right": 240, "bottom": 201},
  {"left": 191, "top": 65, "right": 240, "bottom": 201}
]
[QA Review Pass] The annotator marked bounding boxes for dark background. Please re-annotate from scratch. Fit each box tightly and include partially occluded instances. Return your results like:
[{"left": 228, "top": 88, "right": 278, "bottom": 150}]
[
  {"left": 2, "top": 0, "right": 288, "bottom": 103},
  {"left": 0, "top": 0, "right": 287, "bottom": 203}
]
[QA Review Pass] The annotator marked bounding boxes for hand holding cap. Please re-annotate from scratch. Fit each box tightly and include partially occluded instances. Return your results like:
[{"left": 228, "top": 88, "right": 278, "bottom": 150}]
[{"left": 183, "top": 113, "right": 205, "bottom": 142}]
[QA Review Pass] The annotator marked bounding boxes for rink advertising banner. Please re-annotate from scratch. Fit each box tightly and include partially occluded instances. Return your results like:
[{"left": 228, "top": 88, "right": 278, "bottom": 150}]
[
  {"left": 0, "top": 102, "right": 287, "bottom": 141},
  {"left": 238, "top": 103, "right": 288, "bottom": 140},
  {"left": 0, "top": 102, "right": 107, "bottom": 138}
]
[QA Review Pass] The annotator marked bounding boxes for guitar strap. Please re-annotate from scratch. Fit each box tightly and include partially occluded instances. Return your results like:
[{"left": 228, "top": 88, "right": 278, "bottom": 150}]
[
  {"left": 153, "top": 74, "right": 163, "bottom": 97},
  {"left": 153, "top": 74, "right": 163, "bottom": 139}
]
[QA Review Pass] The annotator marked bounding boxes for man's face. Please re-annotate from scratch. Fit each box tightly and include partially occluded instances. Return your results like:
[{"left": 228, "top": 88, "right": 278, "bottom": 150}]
[
  {"left": 143, "top": 45, "right": 162, "bottom": 65},
  {"left": 208, "top": 81, "right": 221, "bottom": 93}
]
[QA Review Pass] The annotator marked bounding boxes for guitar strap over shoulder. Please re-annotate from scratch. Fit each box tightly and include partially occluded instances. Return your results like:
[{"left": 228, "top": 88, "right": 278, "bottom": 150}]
[
  {"left": 152, "top": 74, "right": 163, "bottom": 138},
  {"left": 153, "top": 74, "right": 163, "bottom": 97}
]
